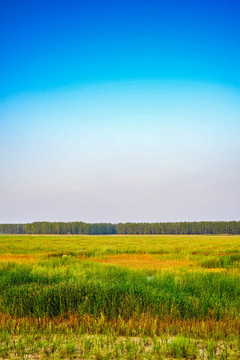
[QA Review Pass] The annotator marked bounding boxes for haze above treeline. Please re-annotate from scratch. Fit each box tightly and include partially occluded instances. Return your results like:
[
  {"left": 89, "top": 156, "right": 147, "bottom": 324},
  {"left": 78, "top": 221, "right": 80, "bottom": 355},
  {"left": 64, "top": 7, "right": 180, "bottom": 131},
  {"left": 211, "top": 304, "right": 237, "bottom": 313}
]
[{"left": 0, "top": 221, "right": 240, "bottom": 235}]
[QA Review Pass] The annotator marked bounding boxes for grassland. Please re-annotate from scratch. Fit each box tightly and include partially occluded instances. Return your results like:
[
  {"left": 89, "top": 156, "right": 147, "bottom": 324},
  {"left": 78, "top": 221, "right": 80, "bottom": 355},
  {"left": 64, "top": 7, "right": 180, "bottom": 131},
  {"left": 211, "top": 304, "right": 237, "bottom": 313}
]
[{"left": 0, "top": 234, "right": 240, "bottom": 359}]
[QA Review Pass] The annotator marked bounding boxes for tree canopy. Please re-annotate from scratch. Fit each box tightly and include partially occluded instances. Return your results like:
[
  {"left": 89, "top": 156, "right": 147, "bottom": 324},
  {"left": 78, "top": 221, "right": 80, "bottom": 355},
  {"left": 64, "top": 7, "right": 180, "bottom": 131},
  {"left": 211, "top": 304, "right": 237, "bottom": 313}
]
[{"left": 0, "top": 221, "right": 239, "bottom": 235}]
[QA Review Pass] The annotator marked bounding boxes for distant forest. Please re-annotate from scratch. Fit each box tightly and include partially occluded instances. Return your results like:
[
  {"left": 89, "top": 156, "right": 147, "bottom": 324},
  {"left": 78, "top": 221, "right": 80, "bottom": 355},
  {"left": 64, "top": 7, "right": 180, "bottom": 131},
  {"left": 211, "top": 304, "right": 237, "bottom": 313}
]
[{"left": 0, "top": 221, "right": 240, "bottom": 235}]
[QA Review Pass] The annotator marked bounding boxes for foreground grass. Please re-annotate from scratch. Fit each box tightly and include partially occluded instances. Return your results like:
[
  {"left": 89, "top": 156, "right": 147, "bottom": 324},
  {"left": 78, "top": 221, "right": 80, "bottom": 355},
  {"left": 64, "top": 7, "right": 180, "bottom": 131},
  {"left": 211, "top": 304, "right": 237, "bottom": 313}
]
[
  {"left": 1, "top": 332, "right": 239, "bottom": 359},
  {"left": 0, "top": 234, "right": 240, "bottom": 359}
]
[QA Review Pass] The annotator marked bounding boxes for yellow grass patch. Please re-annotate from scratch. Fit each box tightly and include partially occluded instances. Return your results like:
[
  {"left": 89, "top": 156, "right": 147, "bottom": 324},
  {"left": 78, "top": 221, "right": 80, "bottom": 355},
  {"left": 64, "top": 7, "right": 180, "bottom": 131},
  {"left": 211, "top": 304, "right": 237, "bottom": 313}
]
[
  {"left": 204, "top": 268, "right": 226, "bottom": 273},
  {"left": 0, "top": 254, "right": 38, "bottom": 264},
  {"left": 92, "top": 254, "right": 194, "bottom": 270}
]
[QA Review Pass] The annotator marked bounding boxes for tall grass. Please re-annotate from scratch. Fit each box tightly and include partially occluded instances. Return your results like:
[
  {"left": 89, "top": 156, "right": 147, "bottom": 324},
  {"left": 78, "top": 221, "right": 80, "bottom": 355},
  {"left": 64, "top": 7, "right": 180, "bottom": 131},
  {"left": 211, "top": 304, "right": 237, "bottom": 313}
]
[
  {"left": 0, "top": 260, "right": 240, "bottom": 320},
  {"left": 201, "top": 254, "right": 240, "bottom": 269}
]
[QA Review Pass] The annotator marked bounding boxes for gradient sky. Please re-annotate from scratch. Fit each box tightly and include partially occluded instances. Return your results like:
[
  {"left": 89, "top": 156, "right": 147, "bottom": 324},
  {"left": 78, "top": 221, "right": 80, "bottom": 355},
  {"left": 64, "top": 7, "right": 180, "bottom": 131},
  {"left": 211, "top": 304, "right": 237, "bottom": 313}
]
[{"left": 1, "top": 0, "right": 240, "bottom": 223}]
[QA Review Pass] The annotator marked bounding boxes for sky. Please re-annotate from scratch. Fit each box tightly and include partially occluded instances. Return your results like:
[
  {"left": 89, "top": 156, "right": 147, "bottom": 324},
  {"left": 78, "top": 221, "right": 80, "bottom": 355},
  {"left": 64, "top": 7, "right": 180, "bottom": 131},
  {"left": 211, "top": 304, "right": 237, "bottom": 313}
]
[{"left": 0, "top": 0, "right": 240, "bottom": 223}]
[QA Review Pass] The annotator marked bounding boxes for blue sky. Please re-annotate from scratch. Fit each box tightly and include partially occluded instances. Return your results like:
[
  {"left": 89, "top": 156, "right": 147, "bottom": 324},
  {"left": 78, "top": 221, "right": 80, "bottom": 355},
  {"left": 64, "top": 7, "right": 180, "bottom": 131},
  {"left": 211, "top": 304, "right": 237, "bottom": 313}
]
[{"left": 0, "top": 0, "right": 240, "bottom": 223}]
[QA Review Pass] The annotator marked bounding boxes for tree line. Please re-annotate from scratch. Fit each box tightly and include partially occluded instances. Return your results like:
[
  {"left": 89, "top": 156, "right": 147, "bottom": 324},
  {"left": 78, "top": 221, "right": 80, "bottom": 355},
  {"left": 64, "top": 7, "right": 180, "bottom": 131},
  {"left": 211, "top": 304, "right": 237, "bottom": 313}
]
[{"left": 0, "top": 221, "right": 240, "bottom": 235}]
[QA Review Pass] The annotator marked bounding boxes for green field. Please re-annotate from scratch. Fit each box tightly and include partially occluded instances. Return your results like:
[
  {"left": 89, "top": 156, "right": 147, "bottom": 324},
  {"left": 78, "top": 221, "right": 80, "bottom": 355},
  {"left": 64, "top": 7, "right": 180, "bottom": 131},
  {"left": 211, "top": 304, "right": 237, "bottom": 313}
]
[{"left": 0, "top": 234, "right": 240, "bottom": 359}]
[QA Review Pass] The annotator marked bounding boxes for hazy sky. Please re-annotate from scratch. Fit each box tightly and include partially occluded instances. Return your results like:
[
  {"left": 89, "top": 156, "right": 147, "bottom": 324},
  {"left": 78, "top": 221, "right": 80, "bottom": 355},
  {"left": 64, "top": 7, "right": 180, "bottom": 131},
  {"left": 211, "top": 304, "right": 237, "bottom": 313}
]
[{"left": 1, "top": 0, "right": 240, "bottom": 223}]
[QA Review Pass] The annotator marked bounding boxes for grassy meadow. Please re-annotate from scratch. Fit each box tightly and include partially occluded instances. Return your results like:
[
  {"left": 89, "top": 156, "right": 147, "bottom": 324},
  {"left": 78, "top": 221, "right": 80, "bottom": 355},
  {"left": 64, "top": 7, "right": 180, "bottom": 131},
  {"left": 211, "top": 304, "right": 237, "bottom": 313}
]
[{"left": 0, "top": 234, "right": 240, "bottom": 359}]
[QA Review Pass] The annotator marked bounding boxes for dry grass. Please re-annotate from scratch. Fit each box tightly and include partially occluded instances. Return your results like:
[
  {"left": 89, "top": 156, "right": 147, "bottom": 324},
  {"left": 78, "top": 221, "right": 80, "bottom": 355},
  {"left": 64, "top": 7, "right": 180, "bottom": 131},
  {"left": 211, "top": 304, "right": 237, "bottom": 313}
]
[
  {"left": 92, "top": 254, "right": 195, "bottom": 270},
  {"left": 0, "top": 254, "right": 39, "bottom": 264},
  {"left": 1, "top": 312, "right": 240, "bottom": 338}
]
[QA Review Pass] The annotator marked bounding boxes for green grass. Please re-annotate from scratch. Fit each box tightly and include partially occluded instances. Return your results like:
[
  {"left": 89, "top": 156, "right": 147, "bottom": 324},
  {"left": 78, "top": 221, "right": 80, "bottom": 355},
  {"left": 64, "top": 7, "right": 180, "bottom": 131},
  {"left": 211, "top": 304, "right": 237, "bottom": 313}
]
[
  {"left": 0, "top": 260, "right": 240, "bottom": 320},
  {"left": 0, "top": 333, "right": 239, "bottom": 359},
  {"left": 0, "top": 234, "right": 240, "bottom": 359}
]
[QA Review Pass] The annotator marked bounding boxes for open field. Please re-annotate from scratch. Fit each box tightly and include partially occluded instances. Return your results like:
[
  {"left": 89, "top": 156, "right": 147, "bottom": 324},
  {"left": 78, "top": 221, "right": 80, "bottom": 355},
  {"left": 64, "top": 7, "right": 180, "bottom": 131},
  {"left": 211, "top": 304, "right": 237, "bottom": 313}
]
[{"left": 0, "top": 234, "right": 240, "bottom": 359}]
